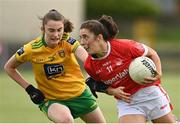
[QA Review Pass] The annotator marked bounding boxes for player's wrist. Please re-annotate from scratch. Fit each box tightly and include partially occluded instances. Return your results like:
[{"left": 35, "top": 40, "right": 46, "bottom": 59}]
[
  {"left": 25, "top": 85, "right": 36, "bottom": 94},
  {"left": 25, "top": 84, "right": 45, "bottom": 105},
  {"left": 106, "top": 87, "right": 115, "bottom": 95}
]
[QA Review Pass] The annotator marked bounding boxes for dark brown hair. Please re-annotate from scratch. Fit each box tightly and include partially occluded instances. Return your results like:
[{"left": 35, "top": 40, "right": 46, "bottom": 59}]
[
  {"left": 40, "top": 9, "right": 73, "bottom": 32},
  {"left": 80, "top": 15, "right": 119, "bottom": 40}
]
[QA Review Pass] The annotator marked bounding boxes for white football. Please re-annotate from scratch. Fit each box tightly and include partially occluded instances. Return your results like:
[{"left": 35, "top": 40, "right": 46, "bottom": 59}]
[{"left": 128, "top": 56, "right": 157, "bottom": 85}]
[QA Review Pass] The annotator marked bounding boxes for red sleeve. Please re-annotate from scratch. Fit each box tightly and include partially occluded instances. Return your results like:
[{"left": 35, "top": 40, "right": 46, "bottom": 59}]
[
  {"left": 112, "top": 39, "right": 147, "bottom": 58},
  {"left": 128, "top": 40, "right": 147, "bottom": 58}
]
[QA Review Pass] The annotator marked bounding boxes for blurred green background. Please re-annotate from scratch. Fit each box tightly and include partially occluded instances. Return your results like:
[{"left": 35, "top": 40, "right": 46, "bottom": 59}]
[{"left": 0, "top": 0, "right": 180, "bottom": 123}]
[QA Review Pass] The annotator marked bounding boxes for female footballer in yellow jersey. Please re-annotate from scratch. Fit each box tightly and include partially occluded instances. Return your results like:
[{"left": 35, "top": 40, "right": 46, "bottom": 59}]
[{"left": 4, "top": 9, "right": 106, "bottom": 123}]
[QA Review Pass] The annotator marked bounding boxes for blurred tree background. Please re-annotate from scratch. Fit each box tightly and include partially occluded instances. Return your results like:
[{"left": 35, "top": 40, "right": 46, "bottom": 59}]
[
  {"left": 85, "top": 0, "right": 180, "bottom": 73},
  {"left": 86, "top": 0, "right": 160, "bottom": 19}
]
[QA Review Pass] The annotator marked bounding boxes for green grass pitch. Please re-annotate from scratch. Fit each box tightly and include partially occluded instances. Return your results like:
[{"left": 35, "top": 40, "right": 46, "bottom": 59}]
[{"left": 0, "top": 71, "right": 179, "bottom": 123}]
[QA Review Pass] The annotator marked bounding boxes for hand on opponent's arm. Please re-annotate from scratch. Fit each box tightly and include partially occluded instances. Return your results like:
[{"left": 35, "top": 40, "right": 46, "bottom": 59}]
[
  {"left": 85, "top": 77, "right": 110, "bottom": 98},
  {"left": 85, "top": 77, "right": 131, "bottom": 103}
]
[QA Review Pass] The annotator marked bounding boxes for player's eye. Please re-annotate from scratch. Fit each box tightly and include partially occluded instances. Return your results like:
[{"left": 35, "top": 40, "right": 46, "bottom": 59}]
[
  {"left": 82, "top": 35, "right": 88, "bottom": 40},
  {"left": 48, "top": 29, "right": 55, "bottom": 32},
  {"left": 57, "top": 28, "right": 62, "bottom": 32}
]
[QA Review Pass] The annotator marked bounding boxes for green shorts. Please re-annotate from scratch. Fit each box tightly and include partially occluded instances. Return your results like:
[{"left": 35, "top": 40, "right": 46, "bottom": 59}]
[{"left": 39, "top": 88, "right": 98, "bottom": 119}]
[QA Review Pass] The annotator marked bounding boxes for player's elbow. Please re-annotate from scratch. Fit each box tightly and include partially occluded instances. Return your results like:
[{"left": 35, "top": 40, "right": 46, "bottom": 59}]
[
  {"left": 4, "top": 61, "right": 11, "bottom": 74},
  {"left": 4, "top": 61, "right": 15, "bottom": 75}
]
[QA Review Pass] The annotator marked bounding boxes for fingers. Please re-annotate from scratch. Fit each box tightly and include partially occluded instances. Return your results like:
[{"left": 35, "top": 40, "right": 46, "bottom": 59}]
[
  {"left": 121, "top": 97, "right": 131, "bottom": 103},
  {"left": 121, "top": 94, "right": 132, "bottom": 103},
  {"left": 143, "top": 75, "right": 160, "bottom": 84},
  {"left": 115, "top": 87, "right": 132, "bottom": 103},
  {"left": 116, "top": 95, "right": 131, "bottom": 103},
  {"left": 141, "top": 70, "right": 161, "bottom": 84},
  {"left": 91, "top": 90, "right": 98, "bottom": 98},
  {"left": 93, "top": 92, "right": 98, "bottom": 98},
  {"left": 153, "top": 70, "right": 158, "bottom": 76},
  {"left": 142, "top": 77, "right": 155, "bottom": 84},
  {"left": 121, "top": 92, "right": 131, "bottom": 96},
  {"left": 117, "top": 87, "right": 131, "bottom": 96},
  {"left": 108, "top": 86, "right": 132, "bottom": 103}
]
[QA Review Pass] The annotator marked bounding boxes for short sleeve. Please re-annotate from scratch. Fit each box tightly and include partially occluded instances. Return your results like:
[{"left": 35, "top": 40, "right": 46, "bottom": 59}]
[
  {"left": 84, "top": 56, "right": 100, "bottom": 81},
  {"left": 15, "top": 44, "right": 31, "bottom": 62},
  {"left": 65, "top": 36, "right": 80, "bottom": 53},
  {"left": 61, "top": 33, "right": 80, "bottom": 53},
  {"left": 129, "top": 40, "right": 148, "bottom": 58}
]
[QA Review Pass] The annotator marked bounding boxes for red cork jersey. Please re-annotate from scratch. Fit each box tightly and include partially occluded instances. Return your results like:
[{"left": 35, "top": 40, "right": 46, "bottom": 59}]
[{"left": 84, "top": 39, "right": 160, "bottom": 95}]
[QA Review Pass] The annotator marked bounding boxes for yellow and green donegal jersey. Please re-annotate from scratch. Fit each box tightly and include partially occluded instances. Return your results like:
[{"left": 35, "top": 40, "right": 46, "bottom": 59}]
[{"left": 15, "top": 33, "right": 86, "bottom": 100}]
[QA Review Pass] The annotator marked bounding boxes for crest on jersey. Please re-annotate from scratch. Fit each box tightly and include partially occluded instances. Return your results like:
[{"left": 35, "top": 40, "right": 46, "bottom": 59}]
[
  {"left": 58, "top": 50, "right": 65, "bottom": 58},
  {"left": 115, "top": 59, "right": 123, "bottom": 66}
]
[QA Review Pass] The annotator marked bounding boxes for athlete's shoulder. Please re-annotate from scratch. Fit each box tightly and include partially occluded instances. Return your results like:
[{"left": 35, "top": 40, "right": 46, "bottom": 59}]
[
  {"left": 16, "top": 37, "right": 42, "bottom": 56},
  {"left": 110, "top": 38, "right": 137, "bottom": 47},
  {"left": 111, "top": 38, "right": 134, "bottom": 44},
  {"left": 15, "top": 37, "right": 41, "bottom": 60},
  {"left": 30, "top": 37, "right": 45, "bottom": 49},
  {"left": 62, "top": 32, "right": 78, "bottom": 45},
  {"left": 22, "top": 36, "right": 43, "bottom": 49}
]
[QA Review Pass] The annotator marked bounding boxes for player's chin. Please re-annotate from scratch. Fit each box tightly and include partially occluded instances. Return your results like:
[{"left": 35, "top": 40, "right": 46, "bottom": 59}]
[
  {"left": 51, "top": 40, "right": 60, "bottom": 44},
  {"left": 88, "top": 50, "right": 95, "bottom": 55}
]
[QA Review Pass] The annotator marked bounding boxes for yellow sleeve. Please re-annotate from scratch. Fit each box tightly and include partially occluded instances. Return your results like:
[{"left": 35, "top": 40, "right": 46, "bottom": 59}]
[
  {"left": 72, "top": 40, "right": 80, "bottom": 53},
  {"left": 62, "top": 32, "right": 80, "bottom": 53},
  {"left": 15, "top": 43, "right": 31, "bottom": 62},
  {"left": 66, "top": 37, "right": 80, "bottom": 53}
]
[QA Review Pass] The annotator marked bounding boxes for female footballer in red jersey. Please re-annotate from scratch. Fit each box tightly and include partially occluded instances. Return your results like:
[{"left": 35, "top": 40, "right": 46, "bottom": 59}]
[
  {"left": 4, "top": 9, "right": 106, "bottom": 123},
  {"left": 79, "top": 15, "right": 176, "bottom": 123}
]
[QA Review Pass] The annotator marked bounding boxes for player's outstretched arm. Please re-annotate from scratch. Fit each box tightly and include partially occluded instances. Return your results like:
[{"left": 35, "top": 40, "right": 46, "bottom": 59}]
[{"left": 85, "top": 77, "right": 110, "bottom": 98}]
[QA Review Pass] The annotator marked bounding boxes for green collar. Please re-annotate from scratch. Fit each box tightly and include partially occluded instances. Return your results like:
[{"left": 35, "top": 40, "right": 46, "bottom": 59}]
[{"left": 41, "top": 36, "right": 47, "bottom": 46}]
